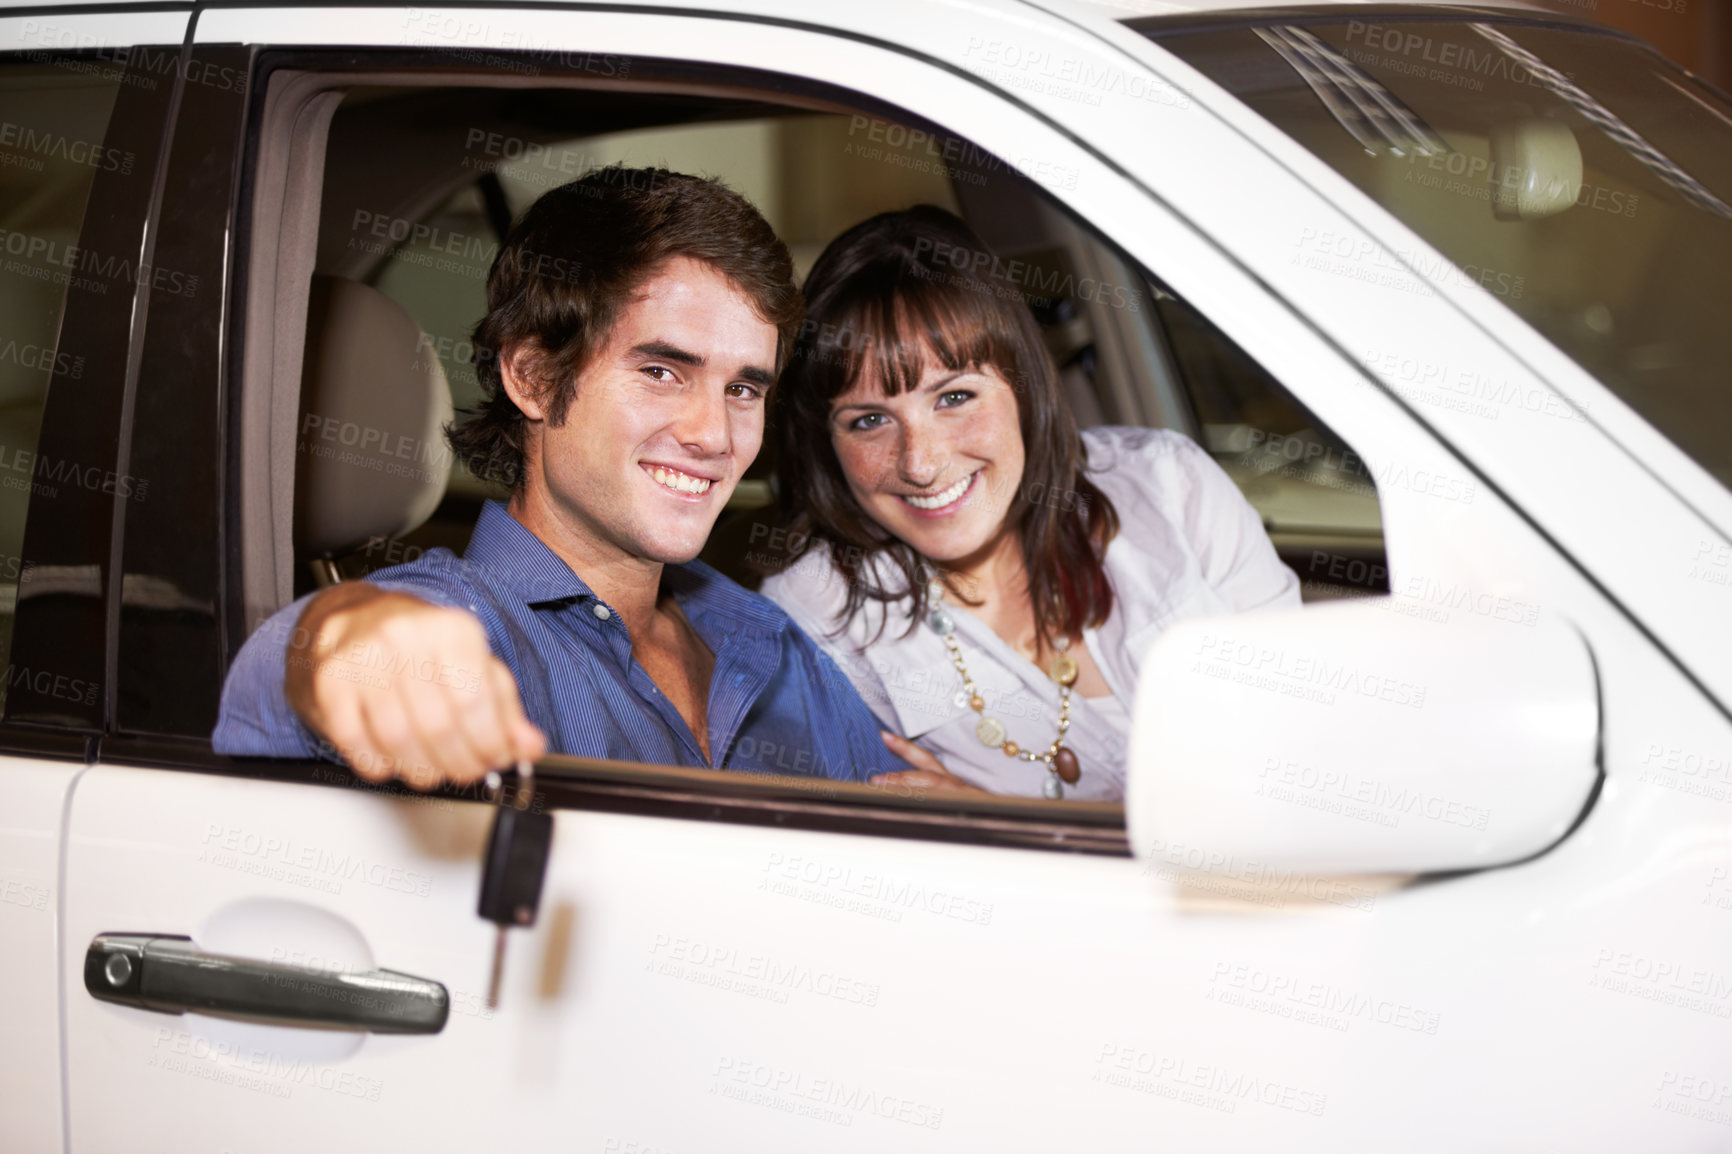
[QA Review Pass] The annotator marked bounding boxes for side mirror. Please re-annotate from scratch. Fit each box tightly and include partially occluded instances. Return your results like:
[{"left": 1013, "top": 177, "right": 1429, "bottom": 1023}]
[{"left": 1126, "top": 598, "right": 1600, "bottom": 875}]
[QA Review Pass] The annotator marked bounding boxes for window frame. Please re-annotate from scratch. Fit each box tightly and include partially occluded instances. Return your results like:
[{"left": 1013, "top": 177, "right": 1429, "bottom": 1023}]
[
  {"left": 100, "top": 33, "right": 1411, "bottom": 857},
  {"left": 114, "top": 43, "right": 255, "bottom": 740}
]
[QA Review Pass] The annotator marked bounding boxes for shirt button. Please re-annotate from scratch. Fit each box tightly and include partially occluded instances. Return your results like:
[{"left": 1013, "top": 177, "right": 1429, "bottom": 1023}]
[{"left": 593, "top": 604, "right": 612, "bottom": 621}]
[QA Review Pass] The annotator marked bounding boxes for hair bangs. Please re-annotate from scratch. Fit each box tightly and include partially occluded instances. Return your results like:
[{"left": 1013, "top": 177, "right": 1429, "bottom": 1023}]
[{"left": 814, "top": 258, "right": 1022, "bottom": 404}]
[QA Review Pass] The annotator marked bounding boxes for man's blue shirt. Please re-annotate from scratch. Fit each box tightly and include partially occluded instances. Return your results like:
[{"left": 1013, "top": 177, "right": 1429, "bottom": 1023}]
[{"left": 213, "top": 501, "right": 902, "bottom": 781}]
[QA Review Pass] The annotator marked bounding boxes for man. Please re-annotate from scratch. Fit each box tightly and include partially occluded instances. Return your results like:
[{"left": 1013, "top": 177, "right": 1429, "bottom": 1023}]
[{"left": 214, "top": 166, "right": 951, "bottom": 791}]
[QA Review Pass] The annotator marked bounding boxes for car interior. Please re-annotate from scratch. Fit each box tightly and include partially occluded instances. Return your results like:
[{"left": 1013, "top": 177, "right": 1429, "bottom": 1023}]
[{"left": 237, "top": 61, "right": 1390, "bottom": 795}]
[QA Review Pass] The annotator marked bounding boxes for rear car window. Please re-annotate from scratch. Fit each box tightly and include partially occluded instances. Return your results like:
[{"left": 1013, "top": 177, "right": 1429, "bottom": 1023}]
[{"left": 0, "top": 59, "right": 124, "bottom": 699}]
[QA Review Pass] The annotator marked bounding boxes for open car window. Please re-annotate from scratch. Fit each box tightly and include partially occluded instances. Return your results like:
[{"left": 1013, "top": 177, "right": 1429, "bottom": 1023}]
[
  {"left": 228, "top": 58, "right": 1386, "bottom": 824},
  {"left": 321, "top": 87, "right": 1385, "bottom": 602}
]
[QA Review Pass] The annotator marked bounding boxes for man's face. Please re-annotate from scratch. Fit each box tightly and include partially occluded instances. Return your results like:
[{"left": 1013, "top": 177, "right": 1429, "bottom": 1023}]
[{"left": 513, "top": 256, "right": 777, "bottom": 567}]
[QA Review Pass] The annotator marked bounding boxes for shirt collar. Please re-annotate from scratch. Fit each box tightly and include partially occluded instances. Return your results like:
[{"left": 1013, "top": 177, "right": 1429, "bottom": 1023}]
[
  {"left": 462, "top": 500, "right": 594, "bottom": 605},
  {"left": 461, "top": 500, "right": 789, "bottom": 640},
  {"left": 664, "top": 559, "right": 789, "bottom": 641}
]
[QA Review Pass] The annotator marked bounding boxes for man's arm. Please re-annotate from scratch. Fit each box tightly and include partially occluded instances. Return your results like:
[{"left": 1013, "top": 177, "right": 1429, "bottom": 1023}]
[{"left": 215, "top": 582, "right": 545, "bottom": 789}]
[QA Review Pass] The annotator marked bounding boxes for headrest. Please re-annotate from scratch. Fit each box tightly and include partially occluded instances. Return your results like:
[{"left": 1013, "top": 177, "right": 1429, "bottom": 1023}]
[{"left": 294, "top": 275, "right": 454, "bottom": 557}]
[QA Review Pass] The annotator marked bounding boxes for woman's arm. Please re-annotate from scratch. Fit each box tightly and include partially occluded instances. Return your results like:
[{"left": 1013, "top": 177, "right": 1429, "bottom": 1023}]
[{"left": 1120, "top": 428, "right": 1301, "bottom": 612}]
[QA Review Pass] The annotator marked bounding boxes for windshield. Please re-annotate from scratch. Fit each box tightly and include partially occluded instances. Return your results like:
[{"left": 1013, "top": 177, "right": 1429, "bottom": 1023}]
[{"left": 1140, "top": 16, "right": 1732, "bottom": 491}]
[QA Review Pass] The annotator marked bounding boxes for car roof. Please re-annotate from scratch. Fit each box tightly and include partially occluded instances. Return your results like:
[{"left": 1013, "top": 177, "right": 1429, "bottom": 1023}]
[
  {"left": 1053, "top": 0, "right": 1552, "bottom": 19},
  {"left": 0, "top": 0, "right": 1571, "bottom": 17}
]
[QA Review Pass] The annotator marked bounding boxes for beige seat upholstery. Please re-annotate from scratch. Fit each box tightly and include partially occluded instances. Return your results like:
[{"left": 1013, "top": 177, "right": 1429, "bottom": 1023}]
[{"left": 294, "top": 276, "right": 454, "bottom": 571}]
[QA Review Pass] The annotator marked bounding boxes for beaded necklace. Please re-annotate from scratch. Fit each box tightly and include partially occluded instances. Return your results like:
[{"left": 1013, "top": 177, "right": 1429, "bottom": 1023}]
[{"left": 925, "top": 576, "right": 1082, "bottom": 799}]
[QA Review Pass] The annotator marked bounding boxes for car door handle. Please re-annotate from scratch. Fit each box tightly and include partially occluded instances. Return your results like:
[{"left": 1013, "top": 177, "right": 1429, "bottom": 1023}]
[{"left": 84, "top": 933, "right": 449, "bottom": 1034}]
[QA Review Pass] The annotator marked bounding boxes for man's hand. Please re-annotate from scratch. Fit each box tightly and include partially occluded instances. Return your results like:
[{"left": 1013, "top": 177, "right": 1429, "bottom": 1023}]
[
  {"left": 869, "top": 731, "right": 990, "bottom": 794},
  {"left": 286, "top": 584, "right": 546, "bottom": 790}
]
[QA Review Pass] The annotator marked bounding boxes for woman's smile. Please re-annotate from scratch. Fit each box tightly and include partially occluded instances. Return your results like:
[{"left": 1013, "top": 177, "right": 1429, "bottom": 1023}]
[{"left": 900, "top": 470, "right": 979, "bottom": 514}]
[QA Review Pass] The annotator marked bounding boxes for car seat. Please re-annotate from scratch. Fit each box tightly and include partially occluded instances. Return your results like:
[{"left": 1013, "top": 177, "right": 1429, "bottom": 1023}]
[{"left": 293, "top": 275, "right": 454, "bottom": 586}]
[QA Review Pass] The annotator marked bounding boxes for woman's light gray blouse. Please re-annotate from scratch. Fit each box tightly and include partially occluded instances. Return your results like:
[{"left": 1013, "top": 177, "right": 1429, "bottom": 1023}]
[{"left": 760, "top": 427, "right": 1302, "bottom": 800}]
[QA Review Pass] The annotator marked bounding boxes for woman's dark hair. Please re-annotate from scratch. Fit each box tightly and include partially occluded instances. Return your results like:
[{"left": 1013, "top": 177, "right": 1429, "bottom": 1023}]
[
  {"left": 448, "top": 165, "right": 802, "bottom": 491},
  {"left": 774, "top": 204, "right": 1118, "bottom": 642}
]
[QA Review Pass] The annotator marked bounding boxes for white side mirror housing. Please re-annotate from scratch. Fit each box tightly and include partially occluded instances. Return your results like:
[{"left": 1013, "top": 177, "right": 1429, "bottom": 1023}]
[{"left": 1126, "top": 598, "right": 1600, "bottom": 875}]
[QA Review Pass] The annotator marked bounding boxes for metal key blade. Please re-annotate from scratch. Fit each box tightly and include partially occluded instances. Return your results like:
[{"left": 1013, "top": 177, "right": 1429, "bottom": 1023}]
[{"left": 487, "top": 927, "right": 507, "bottom": 1009}]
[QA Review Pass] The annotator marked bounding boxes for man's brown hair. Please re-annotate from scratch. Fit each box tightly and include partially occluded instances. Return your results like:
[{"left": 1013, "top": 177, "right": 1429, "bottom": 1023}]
[{"left": 449, "top": 165, "right": 802, "bottom": 490}]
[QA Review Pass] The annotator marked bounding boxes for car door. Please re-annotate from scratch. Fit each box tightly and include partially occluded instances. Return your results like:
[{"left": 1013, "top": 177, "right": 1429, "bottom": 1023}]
[{"left": 49, "top": 3, "right": 1732, "bottom": 1152}]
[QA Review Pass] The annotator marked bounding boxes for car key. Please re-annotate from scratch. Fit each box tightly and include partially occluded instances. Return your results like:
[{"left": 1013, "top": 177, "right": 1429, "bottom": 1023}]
[{"left": 478, "top": 759, "right": 553, "bottom": 1008}]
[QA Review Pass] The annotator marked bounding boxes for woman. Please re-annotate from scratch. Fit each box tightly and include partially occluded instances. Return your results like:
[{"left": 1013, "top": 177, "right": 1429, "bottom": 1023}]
[{"left": 761, "top": 206, "right": 1299, "bottom": 800}]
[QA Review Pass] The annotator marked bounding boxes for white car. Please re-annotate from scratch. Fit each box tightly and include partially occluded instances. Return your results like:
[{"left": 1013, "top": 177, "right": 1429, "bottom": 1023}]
[{"left": 2, "top": 0, "right": 1729, "bottom": 1149}]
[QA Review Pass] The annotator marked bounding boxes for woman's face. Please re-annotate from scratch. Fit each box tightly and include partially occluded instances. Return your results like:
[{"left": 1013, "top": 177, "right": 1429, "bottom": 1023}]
[{"left": 827, "top": 352, "right": 1025, "bottom": 568}]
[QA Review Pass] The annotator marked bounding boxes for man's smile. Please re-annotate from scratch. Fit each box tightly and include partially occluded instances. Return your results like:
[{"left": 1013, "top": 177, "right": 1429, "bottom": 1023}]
[{"left": 642, "top": 462, "right": 717, "bottom": 497}]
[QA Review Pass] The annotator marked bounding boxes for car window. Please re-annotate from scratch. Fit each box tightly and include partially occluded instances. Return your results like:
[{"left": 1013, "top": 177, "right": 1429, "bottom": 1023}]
[
  {"left": 1152, "top": 287, "right": 1387, "bottom": 600},
  {"left": 318, "top": 89, "right": 1384, "bottom": 603},
  {"left": 238, "top": 63, "right": 1386, "bottom": 814},
  {"left": 0, "top": 59, "right": 126, "bottom": 704},
  {"left": 1145, "top": 17, "right": 1732, "bottom": 492}
]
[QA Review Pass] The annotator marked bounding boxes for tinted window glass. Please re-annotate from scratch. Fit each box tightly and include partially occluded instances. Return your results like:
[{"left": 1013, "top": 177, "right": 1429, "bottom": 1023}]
[
  {"left": 0, "top": 61, "right": 123, "bottom": 701},
  {"left": 1149, "top": 19, "right": 1732, "bottom": 489}
]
